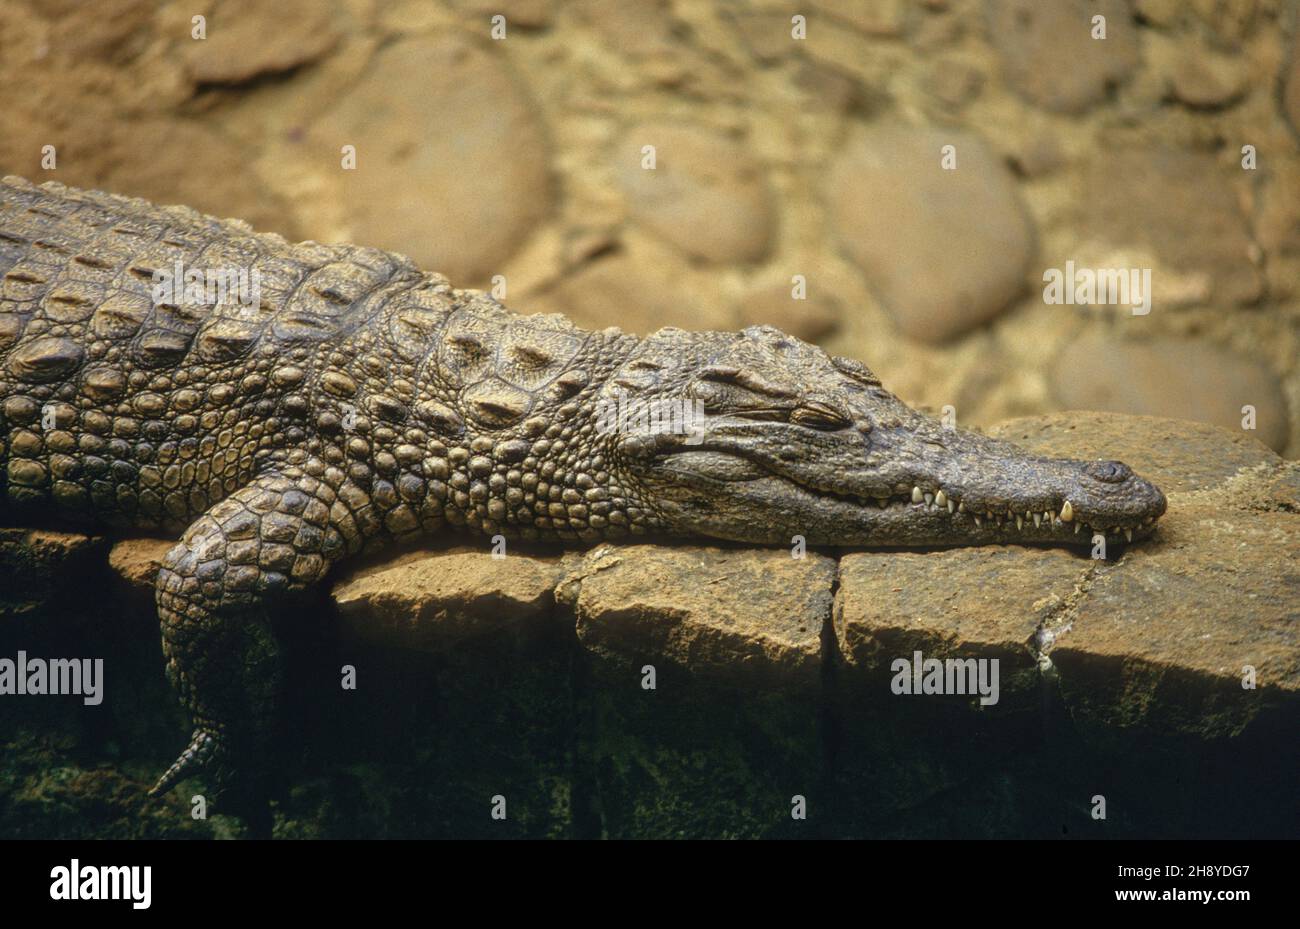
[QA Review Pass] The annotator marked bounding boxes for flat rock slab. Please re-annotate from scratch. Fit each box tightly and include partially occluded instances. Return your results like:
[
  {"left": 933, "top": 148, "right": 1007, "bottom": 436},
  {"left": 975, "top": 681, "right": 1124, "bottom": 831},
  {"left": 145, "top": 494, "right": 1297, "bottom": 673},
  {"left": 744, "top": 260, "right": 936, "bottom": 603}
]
[
  {"left": 835, "top": 545, "right": 1089, "bottom": 681},
  {"left": 1052, "top": 489, "right": 1300, "bottom": 735},
  {"left": 560, "top": 544, "right": 833, "bottom": 687},
  {"left": 107, "top": 537, "right": 173, "bottom": 593},
  {"left": 332, "top": 546, "right": 583, "bottom": 652}
]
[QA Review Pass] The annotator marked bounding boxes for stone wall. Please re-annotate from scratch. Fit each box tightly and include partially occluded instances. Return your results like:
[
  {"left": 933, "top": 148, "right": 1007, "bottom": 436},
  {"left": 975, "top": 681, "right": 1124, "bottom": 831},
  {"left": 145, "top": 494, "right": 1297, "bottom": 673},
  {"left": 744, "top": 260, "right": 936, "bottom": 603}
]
[
  {"left": 0, "top": 0, "right": 1297, "bottom": 453},
  {"left": 2, "top": 413, "right": 1296, "bottom": 837}
]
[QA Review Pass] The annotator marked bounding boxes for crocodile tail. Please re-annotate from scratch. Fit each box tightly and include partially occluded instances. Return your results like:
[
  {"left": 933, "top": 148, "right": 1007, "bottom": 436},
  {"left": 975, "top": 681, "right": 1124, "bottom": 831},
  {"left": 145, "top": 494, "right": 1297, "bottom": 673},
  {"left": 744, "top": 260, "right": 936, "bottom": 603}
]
[{"left": 149, "top": 728, "right": 221, "bottom": 798}]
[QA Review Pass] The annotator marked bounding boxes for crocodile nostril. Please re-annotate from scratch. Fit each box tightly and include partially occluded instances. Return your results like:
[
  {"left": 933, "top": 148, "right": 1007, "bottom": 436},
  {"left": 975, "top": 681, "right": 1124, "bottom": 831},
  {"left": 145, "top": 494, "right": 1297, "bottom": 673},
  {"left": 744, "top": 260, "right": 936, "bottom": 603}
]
[{"left": 1086, "top": 460, "right": 1132, "bottom": 484}]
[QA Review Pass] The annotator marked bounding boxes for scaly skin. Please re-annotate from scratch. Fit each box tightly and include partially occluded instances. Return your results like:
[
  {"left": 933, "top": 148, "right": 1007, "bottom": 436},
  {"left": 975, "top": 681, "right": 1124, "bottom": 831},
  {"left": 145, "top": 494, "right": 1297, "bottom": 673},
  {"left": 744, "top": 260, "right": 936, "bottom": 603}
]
[{"left": 0, "top": 177, "right": 1166, "bottom": 801}]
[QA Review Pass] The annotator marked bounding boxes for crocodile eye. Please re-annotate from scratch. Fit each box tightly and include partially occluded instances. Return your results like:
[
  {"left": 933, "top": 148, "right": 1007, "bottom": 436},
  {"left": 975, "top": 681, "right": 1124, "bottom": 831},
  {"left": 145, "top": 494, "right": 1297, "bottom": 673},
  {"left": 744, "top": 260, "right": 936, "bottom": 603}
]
[
  {"left": 791, "top": 401, "right": 849, "bottom": 430},
  {"left": 734, "top": 408, "right": 791, "bottom": 423}
]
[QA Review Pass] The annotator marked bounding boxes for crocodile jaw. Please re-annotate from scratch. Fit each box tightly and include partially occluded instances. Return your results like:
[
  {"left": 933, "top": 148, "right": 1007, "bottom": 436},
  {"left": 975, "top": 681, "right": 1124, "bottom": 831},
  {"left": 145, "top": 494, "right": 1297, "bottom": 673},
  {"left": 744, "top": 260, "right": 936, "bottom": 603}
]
[
  {"left": 606, "top": 324, "right": 1167, "bottom": 551},
  {"left": 631, "top": 423, "right": 1168, "bottom": 550}
]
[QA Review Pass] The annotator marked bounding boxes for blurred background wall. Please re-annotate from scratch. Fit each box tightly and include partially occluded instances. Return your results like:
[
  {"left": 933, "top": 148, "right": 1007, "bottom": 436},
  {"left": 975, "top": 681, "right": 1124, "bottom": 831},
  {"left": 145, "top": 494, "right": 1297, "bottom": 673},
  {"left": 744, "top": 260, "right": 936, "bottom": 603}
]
[{"left": 1, "top": 0, "right": 1297, "bottom": 455}]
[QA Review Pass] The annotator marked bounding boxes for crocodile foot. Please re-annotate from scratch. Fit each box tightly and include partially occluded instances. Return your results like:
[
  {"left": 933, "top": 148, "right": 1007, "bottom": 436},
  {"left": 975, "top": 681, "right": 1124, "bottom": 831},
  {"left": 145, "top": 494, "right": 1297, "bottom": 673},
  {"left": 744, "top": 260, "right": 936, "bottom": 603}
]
[{"left": 149, "top": 728, "right": 226, "bottom": 798}]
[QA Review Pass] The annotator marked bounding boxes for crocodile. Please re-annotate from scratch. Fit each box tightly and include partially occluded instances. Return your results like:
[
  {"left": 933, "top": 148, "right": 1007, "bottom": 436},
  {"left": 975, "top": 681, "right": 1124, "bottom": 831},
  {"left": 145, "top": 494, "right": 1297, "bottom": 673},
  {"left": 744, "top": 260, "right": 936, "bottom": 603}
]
[{"left": 0, "top": 177, "right": 1167, "bottom": 802}]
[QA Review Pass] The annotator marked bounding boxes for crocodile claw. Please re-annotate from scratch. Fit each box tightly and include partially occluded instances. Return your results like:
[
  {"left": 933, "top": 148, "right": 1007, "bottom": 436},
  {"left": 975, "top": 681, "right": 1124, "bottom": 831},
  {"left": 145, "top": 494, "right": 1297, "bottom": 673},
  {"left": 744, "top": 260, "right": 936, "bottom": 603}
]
[{"left": 149, "top": 728, "right": 223, "bottom": 798}]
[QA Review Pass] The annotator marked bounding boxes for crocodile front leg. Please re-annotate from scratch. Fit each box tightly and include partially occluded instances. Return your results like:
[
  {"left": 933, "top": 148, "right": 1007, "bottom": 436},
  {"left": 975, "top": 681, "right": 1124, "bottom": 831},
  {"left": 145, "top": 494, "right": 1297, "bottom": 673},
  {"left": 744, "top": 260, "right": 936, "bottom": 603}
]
[{"left": 149, "top": 464, "right": 357, "bottom": 800}]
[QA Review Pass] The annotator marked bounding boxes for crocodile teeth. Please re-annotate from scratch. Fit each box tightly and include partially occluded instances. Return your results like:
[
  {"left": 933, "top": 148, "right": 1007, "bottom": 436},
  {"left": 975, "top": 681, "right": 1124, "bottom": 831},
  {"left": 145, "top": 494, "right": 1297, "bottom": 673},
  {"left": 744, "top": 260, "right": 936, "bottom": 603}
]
[
  {"left": 1060, "top": 500, "right": 1073, "bottom": 522},
  {"left": 935, "top": 489, "right": 947, "bottom": 508},
  {"left": 924, "top": 492, "right": 934, "bottom": 506},
  {"left": 947, "top": 499, "right": 955, "bottom": 514},
  {"left": 1033, "top": 513, "right": 1042, "bottom": 528},
  {"left": 1125, "top": 529, "right": 1133, "bottom": 542},
  {"left": 912, "top": 486, "right": 923, "bottom": 504},
  {"left": 974, "top": 515, "right": 982, "bottom": 527},
  {"left": 1016, "top": 516, "right": 1024, "bottom": 531},
  {"left": 1074, "top": 522, "right": 1081, "bottom": 534},
  {"left": 957, "top": 502, "right": 965, "bottom": 513}
]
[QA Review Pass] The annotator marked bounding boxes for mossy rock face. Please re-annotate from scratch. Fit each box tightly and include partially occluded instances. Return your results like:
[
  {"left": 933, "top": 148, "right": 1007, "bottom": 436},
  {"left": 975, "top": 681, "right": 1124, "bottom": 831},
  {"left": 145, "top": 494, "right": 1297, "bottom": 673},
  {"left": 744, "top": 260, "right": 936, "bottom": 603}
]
[{"left": 2, "top": 414, "right": 1298, "bottom": 837}]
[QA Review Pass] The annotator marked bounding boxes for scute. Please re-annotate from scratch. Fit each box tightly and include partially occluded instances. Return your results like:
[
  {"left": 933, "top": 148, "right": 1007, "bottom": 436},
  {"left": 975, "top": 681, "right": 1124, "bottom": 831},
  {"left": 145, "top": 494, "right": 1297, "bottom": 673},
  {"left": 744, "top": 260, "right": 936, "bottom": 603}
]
[
  {"left": 462, "top": 378, "right": 532, "bottom": 428},
  {"left": 196, "top": 318, "right": 261, "bottom": 362},
  {"left": 134, "top": 329, "right": 194, "bottom": 368},
  {"left": 7, "top": 336, "right": 85, "bottom": 383},
  {"left": 91, "top": 291, "right": 152, "bottom": 339}
]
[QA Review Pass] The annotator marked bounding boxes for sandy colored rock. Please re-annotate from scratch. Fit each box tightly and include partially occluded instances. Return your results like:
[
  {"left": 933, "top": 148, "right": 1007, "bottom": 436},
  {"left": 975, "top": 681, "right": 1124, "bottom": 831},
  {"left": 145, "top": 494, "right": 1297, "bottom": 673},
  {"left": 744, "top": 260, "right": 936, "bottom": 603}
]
[
  {"left": 311, "top": 35, "right": 553, "bottom": 283},
  {"left": 727, "top": 10, "right": 798, "bottom": 64},
  {"left": 1006, "top": 133, "right": 1064, "bottom": 178},
  {"left": 835, "top": 546, "right": 1088, "bottom": 676},
  {"left": 1190, "top": 0, "right": 1259, "bottom": 48},
  {"left": 1234, "top": 458, "right": 1300, "bottom": 512},
  {"left": 332, "top": 546, "right": 576, "bottom": 651},
  {"left": 987, "top": 0, "right": 1140, "bottom": 114},
  {"left": 913, "top": 4, "right": 967, "bottom": 51},
  {"left": 810, "top": 0, "right": 908, "bottom": 37},
  {"left": 924, "top": 57, "right": 985, "bottom": 109},
  {"left": 1167, "top": 47, "right": 1247, "bottom": 108},
  {"left": 581, "top": 0, "right": 681, "bottom": 59},
  {"left": 989, "top": 410, "right": 1279, "bottom": 495},
  {"left": 1049, "top": 334, "right": 1288, "bottom": 452},
  {"left": 734, "top": 281, "right": 841, "bottom": 343},
  {"left": 41, "top": 0, "right": 154, "bottom": 63},
  {"left": 107, "top": 538, "right": 174, "bottom": 592},
  {"left": 563, "top": 544, "right": 831, "bottom": 684},
  {"left": 618, "top": 123, "right": 774, "bottom": 264},
  {"left": 1133, "top": 0, "right": 1182, "bottom": 27},
  {"left": 526, "top": 252, "right": 728, "bottom": 335},
  {"left": 1285, "top": 27, "right": 1300, "bottom": 137},
  {"left": 1051, "top": 495, "right": 1299, "bottom": 736},
  {"left": 451, "top": 0, "right": 553, "bottom": 30},
  {"left": 826, "top": 125, "right": 1035, "bottom": 342},
  {"left": 181, "top": 0, "right": 340, "bottom": 85},
  {"left": 1077, "top": 145, "right": 1261, "bottom": 306},
  {"left": 792, "top": 62, "right": 864, "bottom": 113},
  {"left": 0, "top": 117, "right": 296, "bottom": 240}
]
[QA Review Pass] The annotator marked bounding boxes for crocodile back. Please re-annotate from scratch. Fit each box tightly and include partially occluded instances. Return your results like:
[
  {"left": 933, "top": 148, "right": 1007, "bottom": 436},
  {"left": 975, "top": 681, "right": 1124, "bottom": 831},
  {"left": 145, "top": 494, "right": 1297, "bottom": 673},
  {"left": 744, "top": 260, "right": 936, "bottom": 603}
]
[{"left": 0, "top": 177, "right": 423, "bottom": 531}]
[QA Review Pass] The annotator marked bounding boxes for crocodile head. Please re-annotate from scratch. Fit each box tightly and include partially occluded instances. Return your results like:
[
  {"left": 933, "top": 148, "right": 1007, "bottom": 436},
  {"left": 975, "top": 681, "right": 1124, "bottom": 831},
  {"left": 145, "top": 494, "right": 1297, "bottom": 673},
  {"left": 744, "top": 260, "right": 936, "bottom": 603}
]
[{"left": 605, "top": 325, "right": 1167, "bottom": 549}]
